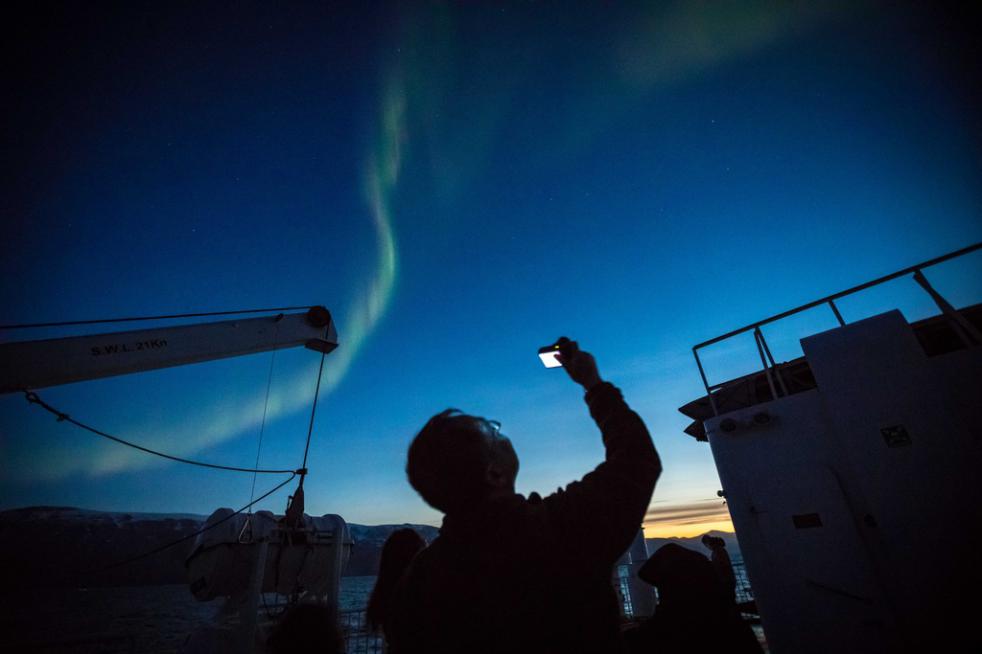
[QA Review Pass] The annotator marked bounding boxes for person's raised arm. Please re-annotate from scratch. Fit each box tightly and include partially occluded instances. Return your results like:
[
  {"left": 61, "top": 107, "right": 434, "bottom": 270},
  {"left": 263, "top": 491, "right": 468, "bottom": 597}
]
[
  {"left": 556, "top": 336, "right": 603, "bottom": 391},
  {"left": 541, "top": 338, "right": 662, "bottom": 564}
]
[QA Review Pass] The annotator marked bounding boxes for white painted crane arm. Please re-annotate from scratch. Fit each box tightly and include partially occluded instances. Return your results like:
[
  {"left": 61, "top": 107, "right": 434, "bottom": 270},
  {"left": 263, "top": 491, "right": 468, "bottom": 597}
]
[{"left": 0, "top": 307, "right": 337, "bottom": 394}]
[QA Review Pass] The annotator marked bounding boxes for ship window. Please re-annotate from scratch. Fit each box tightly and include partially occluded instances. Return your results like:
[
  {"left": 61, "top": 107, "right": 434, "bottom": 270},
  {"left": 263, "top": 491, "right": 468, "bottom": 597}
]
[{"left": 792, "top": 513, "right": 822, "bottom": 529}]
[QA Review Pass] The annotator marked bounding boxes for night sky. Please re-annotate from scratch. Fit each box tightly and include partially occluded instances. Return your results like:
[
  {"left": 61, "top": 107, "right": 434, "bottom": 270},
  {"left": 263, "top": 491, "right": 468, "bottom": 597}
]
[{"left": 2, "top": 2, "right": 980, "bottom": 538}]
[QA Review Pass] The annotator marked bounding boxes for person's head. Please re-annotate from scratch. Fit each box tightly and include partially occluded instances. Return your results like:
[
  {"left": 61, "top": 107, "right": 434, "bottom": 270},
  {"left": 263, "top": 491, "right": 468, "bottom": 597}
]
[
  {"left": 639, "top": 544, "right": 719, "bottom": 608},
  {"left": 702, "top": 535, "right": 725, "bottom": 550},
  {"left": 266, "top": 603, "right": 343, "bottom": 654},
  {"left": 378, "top": 528, "right": 426, "bottom": 578},
  {"left": 407, "top": 409, "right": 519, "bottom": 514}
]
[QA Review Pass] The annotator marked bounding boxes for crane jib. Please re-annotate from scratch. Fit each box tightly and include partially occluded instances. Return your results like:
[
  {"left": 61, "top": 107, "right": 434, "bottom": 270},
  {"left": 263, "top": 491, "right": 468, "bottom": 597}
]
[{"left": 0, "top": 308, "right": 338, "bottom": 393}]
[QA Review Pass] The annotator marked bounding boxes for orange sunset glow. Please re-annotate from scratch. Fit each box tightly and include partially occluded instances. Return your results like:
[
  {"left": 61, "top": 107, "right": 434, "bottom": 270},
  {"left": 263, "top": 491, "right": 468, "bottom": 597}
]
[{"left": 642, "top": 499, "right": 735, "bottom": 539}]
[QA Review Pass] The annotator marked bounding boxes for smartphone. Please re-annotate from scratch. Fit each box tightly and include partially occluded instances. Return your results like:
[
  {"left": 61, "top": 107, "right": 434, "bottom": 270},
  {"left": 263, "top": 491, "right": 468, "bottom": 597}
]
[{"left": 538, "top": 344, "right": 563, "bottom": 368}]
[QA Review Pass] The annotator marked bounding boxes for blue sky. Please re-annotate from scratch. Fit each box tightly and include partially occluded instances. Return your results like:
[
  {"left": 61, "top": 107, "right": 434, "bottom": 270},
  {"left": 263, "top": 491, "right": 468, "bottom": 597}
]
[{"left": 2, "top": 1, "right": 980, "bottom": 537}]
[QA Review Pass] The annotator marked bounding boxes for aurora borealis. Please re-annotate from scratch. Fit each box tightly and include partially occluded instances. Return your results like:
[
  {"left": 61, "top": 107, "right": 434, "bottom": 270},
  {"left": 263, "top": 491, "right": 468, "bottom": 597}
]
[{"left": 2, "top": 2, "right": 980, "bottom": 538}]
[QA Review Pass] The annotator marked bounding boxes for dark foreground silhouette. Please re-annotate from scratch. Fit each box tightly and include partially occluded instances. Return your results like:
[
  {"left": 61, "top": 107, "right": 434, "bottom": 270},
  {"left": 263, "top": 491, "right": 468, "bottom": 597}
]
[
  {"left": 266, "top": 603, "right": 344, "bottom": 654},
  {"left": 624, "top": 543, "right": 762, "bottom": 654},
  {"left": 387, "top": 339, "right": 662, "bottom": 654},
  {"left": 703, "top": 534, "right": 738, "bottom": 603},
  {"left": 367, "top": 527, "right": 427, "bottom": 639}
]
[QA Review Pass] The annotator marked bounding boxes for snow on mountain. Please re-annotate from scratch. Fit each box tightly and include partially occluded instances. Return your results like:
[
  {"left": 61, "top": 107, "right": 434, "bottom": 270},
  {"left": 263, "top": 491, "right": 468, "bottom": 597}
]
[
  {"left": 0, "top": 506, "right": 437, "bottom": 587},
  {"left": 1, "top": 505, "right": 737, "bottom": 589}
]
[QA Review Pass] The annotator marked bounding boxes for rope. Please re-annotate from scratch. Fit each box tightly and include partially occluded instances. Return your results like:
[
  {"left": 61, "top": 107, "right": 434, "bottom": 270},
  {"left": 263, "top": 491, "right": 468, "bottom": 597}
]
[
  {"left": 0, "top": 305, "right": 313, "bottom": 330},
  {"left": 99, "top": 472, "right": 297, "bottom": 571},
  {"left": 298, "top": 351, "right": 327, "bottom": 488},
  {"left": 23, "top": 391, "right": 301, "bottom": 475},
  {"left": 249, "top": 324, "right": 281, "bottom": 513},
  {"left": 20, "top": 330, "right": 331, "bottom": 577},
  {"left": 93, "top": 351, "right": 325, "bottom": 572}
]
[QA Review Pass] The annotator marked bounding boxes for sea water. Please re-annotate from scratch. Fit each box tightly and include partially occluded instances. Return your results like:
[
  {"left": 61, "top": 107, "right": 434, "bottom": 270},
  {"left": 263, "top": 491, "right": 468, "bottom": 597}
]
[
  {"left": 0, "top": 576, "right": 378, "bottom": 653},
  {"left": 3, "top": 574, "right": 767, "bottom": 652}
]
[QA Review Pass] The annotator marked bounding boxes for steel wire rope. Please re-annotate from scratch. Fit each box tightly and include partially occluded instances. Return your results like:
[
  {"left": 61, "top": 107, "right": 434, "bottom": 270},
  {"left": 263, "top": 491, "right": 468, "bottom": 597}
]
[
  {"left": 97, "top": 472, "right": 298, "bottom": 572},
  {"left": 94, "top": 351, "right": 327, "bottom": 572},
  {"left": 0, "top": 305, "right": 315, "bottom": 330},
  {"left": 23, "top": 390, "right": 300, "bottom": 475},
  {"left": 20, "top": 328, "right": 330, "bottom": 575},
  {"left": 248, "top": 321, "right": 282, "bottom": 514},
  {"left": 297, "top": 350, "right": 327, "bottom": 489}
]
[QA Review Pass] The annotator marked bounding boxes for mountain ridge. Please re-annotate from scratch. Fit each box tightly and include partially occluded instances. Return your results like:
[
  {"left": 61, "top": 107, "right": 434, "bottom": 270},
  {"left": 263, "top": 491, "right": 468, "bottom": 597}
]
[
  {"left": 0, "top": 506, "right": 738, "bottom": 588},
  {"left": 645, "top": 529, "right": 741, "bottom": 557},
  {"left": 0, "top": 505, "right": 438, "bottom": 588}
]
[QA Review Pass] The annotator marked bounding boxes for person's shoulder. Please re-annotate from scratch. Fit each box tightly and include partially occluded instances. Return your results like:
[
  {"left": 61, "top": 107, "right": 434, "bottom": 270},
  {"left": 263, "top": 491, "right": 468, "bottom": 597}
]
[
  {"left": 409, "top": 537, "right": 442, "bottom": 567},
  {"left": 393, "top": 540, "right": 438, "bottom": 601}
]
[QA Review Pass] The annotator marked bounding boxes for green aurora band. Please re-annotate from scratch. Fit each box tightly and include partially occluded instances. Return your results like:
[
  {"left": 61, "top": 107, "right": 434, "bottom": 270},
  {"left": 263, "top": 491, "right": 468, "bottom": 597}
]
[{"left": 34, "top": 74, "right": 406, "bottom": 480}]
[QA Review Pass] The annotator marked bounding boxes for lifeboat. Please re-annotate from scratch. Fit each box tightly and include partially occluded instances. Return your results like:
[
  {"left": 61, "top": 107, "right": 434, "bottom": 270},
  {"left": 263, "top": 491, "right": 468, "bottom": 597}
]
[{"left": 186, "top": 508, "right": 353, "bottom": 601}]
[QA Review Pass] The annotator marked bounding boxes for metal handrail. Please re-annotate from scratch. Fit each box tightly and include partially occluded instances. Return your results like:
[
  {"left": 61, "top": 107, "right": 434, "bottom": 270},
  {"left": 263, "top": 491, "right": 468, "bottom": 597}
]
[{"left": 692, "top": 242, "right": 981, "bottom": 415}]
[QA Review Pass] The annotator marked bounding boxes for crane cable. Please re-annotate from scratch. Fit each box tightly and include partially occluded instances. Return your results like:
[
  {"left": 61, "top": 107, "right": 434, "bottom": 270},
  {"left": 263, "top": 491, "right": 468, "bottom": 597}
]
[
  {"left": 15, "top": 310, "right": 331, "bottom": 573},
  {"left": 23, "top": 391, "right": 302, "bottom": 476},
  {"left": 281, "top": 350, "right": 327, "bottom": 529},
  {"left": 99, "top": 472, "right": 298, "bottom": 573},
  {"left": 300, "top": 350, "right": 327, "bottom": 487},
  {"left": 29, "top": 350, "right": 327, "bottom": 573},
  {"left": 0, "top": 305, "right": 314, "bottom": 330},
  {"left": 248, "top": 319, "right": 283, "bottom": 515}
]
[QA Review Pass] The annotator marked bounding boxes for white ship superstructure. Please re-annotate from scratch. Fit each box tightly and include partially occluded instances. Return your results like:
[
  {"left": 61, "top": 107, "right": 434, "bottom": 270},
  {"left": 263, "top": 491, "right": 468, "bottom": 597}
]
[{"left": 679, "top": 244, "right": 982, "bottom": 653}]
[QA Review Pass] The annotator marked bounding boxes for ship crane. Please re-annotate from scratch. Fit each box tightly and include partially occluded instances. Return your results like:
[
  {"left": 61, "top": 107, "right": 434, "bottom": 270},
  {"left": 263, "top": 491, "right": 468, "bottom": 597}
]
[{"left": 0, "top": 306, "right": 353, "bottom": 652}]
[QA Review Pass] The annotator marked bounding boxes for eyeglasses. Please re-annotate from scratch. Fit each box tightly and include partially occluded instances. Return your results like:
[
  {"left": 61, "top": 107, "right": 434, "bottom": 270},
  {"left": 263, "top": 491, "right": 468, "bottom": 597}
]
[{"left": 482, "top": 419, "right": 502, "bottom": 436}]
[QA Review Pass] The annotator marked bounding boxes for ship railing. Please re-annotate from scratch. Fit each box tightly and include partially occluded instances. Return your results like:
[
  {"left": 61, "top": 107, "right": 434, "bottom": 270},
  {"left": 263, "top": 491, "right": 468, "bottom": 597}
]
[
  {"left": 339, "top": 609, "right": 384, "bottom": 654},
  {"left": 692, "top": 242, "right": 981, "bottom": 416}
]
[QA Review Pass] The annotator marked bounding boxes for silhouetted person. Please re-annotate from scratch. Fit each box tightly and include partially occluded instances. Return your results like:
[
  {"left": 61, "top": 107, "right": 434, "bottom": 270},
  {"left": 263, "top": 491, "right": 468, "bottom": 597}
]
[
  {"left": 266, "top": 603, "right": 344, "bottom": 654},
  {"left": 366, "top": 528, "right": 427, "bottom": 639},
  {"left": 386, "top": 338, "right": 661, "bottom": 654},
  {"left": 702, "top": 534, "right": 737, "bottom": 603},
  {"left": 625, "top": 543, "right": 762, "bottom": 654}
]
